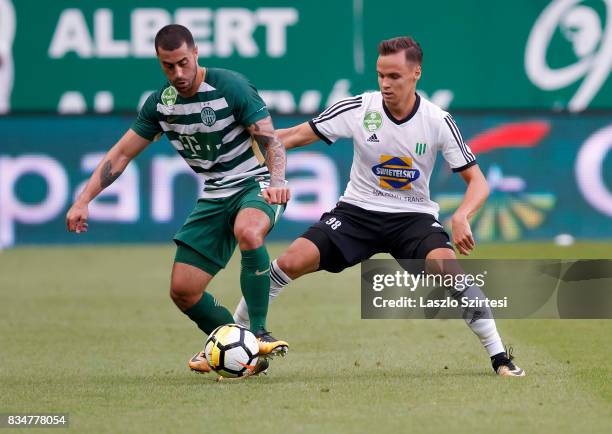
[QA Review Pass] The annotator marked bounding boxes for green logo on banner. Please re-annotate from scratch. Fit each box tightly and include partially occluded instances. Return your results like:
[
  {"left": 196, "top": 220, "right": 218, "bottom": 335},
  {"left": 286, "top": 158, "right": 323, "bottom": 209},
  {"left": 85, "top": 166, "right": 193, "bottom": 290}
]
[
  {"left": 415, "top": 142, "right": 427, "bottom": 155},
  {"left": 363, "top": 111, "right": 383, "bottom": 131},
  {"left": 201, "top": 107, "right": 217, "bottom": 126},
  {"left": 161, "top": 86, "right": 178, "bottom": 106}
]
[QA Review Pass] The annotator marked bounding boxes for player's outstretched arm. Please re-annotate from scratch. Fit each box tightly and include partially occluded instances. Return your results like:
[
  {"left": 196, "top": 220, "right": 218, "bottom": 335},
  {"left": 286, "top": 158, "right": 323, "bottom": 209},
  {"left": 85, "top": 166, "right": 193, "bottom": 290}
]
[
  {"left": 452, "top": 165, "right": 489, "bottom": 256},
  {"left": 277, "top": 122, "right": 321, "bottom": 150},
  {"left": 66, "top": 129, "right": 151, "bottom": 233},
  {"left": 247, "top": 116, "right": 290, "bottom": 205}
]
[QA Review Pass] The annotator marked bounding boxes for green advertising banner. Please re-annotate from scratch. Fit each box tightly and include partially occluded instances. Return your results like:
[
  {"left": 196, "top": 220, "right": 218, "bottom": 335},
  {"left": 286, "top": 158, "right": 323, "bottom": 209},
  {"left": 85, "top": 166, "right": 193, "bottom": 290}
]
[
  {"left": 1, "top": 113, "right": 611, "bottom": 248},
  {"left": 1, "top": 0, "right": 612, "bottom": 113}
]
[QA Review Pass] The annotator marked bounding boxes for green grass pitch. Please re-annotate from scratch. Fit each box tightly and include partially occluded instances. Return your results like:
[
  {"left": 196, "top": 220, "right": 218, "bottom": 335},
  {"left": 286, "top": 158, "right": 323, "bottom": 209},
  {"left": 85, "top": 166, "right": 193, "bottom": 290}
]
[{"left": 1, "top": 242, "right": 611, "bottom": 433}]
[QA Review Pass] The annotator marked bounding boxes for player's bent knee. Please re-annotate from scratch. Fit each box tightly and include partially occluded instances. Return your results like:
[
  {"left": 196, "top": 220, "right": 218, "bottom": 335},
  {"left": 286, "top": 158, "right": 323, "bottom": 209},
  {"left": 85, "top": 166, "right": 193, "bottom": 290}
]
[
  {"left": 169, "top": 285, "right": 184, "bottom": 304},
  {"left": 169, "top": 283, "right": 201, "bottom": 311},
  {"left": 169, "top": 271, "right": 205, "bottom": 311},
  {"left": 277, "top": 254, "right": 300, "bottom": 277},
  {"left": 169, "top": 280, "right": 188, "bottom": 304},
  {"left": 278, "top": 246, "right": 319, "bottom": 279},
  {"left": 425, "top": 247, "right": 461, "bottom": 276},
  {"left": 234, "top": 226, "right": 265, "bottom": 250},
  {"left": 426, "top": 247, "right": 456, "bottom": 260}
]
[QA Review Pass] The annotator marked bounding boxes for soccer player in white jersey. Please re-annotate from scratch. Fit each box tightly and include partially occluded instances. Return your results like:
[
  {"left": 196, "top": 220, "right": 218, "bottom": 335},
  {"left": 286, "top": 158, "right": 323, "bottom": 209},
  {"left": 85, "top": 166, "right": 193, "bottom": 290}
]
[{"left": 234, "top": 36, "right": 525, "bottom": 377}]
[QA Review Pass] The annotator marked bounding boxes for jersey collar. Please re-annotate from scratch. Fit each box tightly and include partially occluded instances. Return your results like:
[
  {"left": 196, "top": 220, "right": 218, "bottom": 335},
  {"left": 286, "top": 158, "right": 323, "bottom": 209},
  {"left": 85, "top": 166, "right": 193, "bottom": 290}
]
[{"left": 382, "top": 93, "right": 421, "bottom": 125}]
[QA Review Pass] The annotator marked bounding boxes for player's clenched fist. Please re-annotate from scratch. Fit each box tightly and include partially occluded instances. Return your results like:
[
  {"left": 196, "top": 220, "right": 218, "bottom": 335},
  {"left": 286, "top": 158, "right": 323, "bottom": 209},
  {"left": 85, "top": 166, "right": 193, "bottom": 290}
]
[
  {"left": 262, "top": 186, "right": 291, "bottom": 205},
  {"left": 66, "top": 201, "right": 89, "bottom": 234}
]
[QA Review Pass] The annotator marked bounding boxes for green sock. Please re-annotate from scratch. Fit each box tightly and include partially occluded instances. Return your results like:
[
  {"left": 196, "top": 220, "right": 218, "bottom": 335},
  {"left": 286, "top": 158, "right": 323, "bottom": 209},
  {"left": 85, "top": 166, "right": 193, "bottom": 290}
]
[
  {"left": 183, "top": 292, "right": 234, "bottom": 335},
  {"left": 240, "top": 245, "right": 270, "bottom": 333}
]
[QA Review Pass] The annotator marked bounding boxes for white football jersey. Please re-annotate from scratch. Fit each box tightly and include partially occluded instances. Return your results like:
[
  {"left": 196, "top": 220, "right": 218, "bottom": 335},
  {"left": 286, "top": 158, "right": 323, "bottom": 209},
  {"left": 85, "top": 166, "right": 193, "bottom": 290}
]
[{"left": 308, "top": 92, "right": 476, "bottom": 218}]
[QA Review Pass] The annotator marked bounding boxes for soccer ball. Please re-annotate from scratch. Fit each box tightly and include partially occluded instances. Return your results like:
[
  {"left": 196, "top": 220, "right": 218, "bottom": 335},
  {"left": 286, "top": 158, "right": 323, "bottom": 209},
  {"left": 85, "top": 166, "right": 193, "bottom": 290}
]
[{"left": 204, "top": 324, "right": 259, "bottom": 378}]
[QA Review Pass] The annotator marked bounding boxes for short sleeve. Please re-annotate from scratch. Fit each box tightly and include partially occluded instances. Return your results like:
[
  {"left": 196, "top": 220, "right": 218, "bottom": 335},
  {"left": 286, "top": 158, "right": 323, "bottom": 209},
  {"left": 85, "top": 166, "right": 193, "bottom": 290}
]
[
  {"left": 227, "top": 72, "right": 270, "bottom": 126},
  {"left": 439, "top": 114, "right": 477, "bottom": 172},
  {"left": 131, "top": 92, "right": 162, "bottom": 141},
  {"left": 308, "top": 96, "right": 362, "bottom": 144}
]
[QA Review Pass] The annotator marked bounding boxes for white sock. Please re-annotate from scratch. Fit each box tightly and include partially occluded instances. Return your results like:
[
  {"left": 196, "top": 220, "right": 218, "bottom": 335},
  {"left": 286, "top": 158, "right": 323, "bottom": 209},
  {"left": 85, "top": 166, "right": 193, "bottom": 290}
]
[
  {"left": 457, "top": 285, "right": 505, "bottom": 357},
  {"left": 466, "top": 318, "right": 505, "bottom": 357},
  {"left": 233, "top": 259, "right": 292, "bottom": 328}
]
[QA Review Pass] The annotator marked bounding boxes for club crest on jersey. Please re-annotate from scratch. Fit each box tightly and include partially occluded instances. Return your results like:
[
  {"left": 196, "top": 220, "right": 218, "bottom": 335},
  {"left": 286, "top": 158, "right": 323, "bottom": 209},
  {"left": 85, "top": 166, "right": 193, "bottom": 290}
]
[
  {"left": 161, "top": 86, "right": 177, "bottom": 106},
  {"left": 371, "top": 155, "right": 420, "bottom": 190},
  {"left": 363, "top": 111, "right": 383, "bottom": 131},
  {"left": 201, "top": 107, "right": 216, "bottom": 126}
]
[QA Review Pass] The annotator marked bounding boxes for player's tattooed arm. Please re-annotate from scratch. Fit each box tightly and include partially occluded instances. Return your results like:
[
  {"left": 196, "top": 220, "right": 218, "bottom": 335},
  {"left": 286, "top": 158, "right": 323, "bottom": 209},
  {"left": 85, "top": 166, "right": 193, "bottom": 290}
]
[
  {"left": 247, "top": 116, "right": 290, "bottom": 204},
  {"left": 100, "top": 160, "right": 123, "bottom": 189},
  {"left": 67, "top": 130, "right": 150, "bottom": 233},
  {"left": 76, "top": 130, "right": 149, "bottom": 203},
  {"left": 247, "top": 116, "right": 287, "bottom": 187}
]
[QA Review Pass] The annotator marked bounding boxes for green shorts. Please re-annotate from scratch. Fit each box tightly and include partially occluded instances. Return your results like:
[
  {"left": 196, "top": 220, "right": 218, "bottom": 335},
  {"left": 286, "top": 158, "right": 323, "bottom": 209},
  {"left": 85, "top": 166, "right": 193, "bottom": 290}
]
[{"left": 173, "top": 179, "right": 284, "bottom": 276}]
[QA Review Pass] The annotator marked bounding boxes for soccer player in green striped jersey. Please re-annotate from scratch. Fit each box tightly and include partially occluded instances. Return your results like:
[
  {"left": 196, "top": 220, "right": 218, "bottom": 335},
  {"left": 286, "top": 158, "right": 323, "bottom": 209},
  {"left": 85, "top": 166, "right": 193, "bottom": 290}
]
[{"left": 66, "top": 24, "right": 289, "bottom": 376}]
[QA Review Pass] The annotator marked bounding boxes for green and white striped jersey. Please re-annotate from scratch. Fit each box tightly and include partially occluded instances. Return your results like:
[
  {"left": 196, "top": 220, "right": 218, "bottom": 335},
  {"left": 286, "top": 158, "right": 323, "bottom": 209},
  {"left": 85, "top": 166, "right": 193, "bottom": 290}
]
[{"left": 131, "top": 68, "right": 270, "bottom": 198}]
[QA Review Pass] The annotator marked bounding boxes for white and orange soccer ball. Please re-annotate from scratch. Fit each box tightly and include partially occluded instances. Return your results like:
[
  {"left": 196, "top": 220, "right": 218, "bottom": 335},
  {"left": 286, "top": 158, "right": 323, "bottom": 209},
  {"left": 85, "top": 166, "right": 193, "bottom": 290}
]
[{"left": 204, "top": 324, "right": 259, "bottom": 378}]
